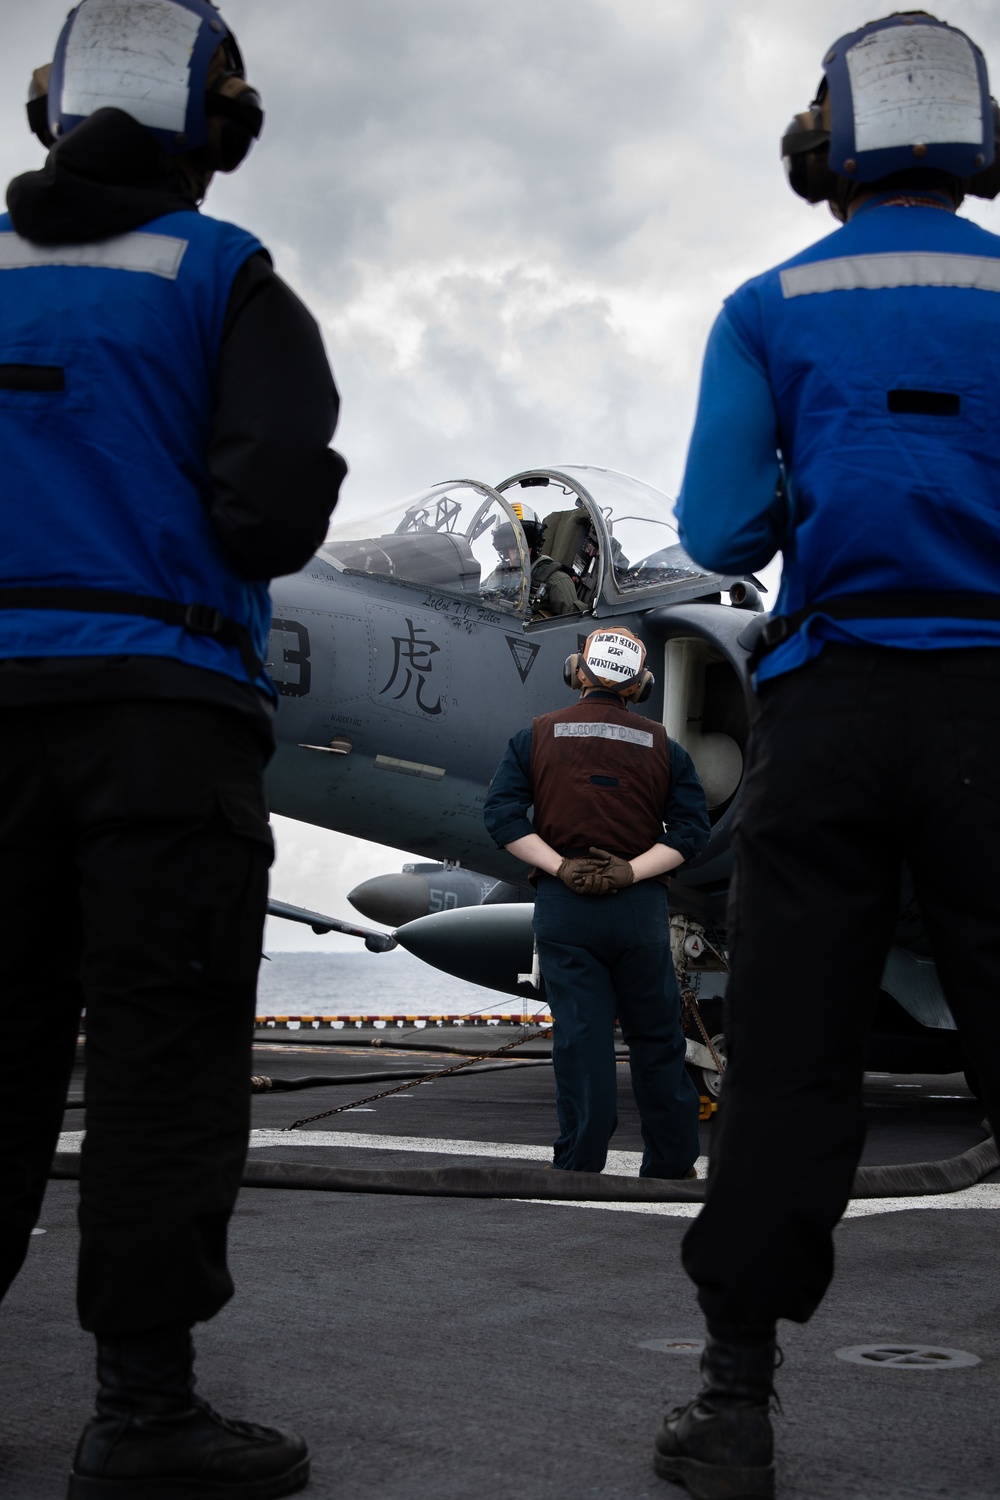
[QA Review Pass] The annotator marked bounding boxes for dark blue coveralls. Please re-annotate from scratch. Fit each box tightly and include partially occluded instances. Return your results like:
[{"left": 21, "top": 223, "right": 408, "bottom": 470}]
[{"left": 484, "top": 691, "right": 710, "bottom": 1177}]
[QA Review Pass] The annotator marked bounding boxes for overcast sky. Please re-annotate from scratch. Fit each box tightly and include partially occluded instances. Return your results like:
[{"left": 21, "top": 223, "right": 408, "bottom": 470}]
[{"left": 5, "top": 1, "right": 1000, "bottom": 947}]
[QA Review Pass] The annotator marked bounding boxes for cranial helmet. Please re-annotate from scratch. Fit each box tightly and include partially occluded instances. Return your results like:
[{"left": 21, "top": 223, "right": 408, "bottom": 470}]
[
  {"left": 493, "top": 501, "right": 543, "bottom": 557},
  {"left": 782, "top": 12, "right": 1000, "bottom": 217},
  {"left": 563, "top": 627, "right": 655, "bottom": 703},
  {"left": 28, "top": 0, "right": 263, "bottom": 171}
]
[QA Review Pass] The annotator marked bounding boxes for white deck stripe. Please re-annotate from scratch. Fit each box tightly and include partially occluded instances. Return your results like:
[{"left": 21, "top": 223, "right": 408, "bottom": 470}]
[
  {"left": 780, "top": 252, "right": 1000, "bottom": 299},
  {"left": 57, "top": 1127, "right": 700, "bottom": 1179},
  {"left": 246, "top": 1129, "right": 676, "bottom": 1179},
  {"left": 57, "top": 1129, "right": 652, "bottom": 1176},
  {"left": 527, "top": 1184, "right": 1000, "bottom": 1220},
  {"left": 0, "top": 232, "right": 188, "bottom": 280}
]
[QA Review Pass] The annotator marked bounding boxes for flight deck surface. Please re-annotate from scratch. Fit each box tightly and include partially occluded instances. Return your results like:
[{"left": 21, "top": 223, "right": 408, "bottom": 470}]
[{"left": 2, "top": 1034, "right": 997, "bottom": 1500}]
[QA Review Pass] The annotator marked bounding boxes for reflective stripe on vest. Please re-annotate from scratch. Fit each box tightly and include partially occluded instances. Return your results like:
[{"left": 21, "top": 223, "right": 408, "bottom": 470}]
[
  {"left": 780, "top": 251, "right": 1000, "bottom": 298},
  {"left": 0, "top": 231, "right": 188, "bottom": 279}
]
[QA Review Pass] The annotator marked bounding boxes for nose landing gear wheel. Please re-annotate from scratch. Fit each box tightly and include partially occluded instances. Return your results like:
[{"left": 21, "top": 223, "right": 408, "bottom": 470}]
[{"left": 698, "top": 1035, "right": 726, "bottom": 1101}]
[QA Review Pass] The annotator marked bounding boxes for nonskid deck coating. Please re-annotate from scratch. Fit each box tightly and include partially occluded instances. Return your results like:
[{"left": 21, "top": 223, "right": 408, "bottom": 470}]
[{"left": 1, "top": 1045, "right": 996, "bottom": 1499}]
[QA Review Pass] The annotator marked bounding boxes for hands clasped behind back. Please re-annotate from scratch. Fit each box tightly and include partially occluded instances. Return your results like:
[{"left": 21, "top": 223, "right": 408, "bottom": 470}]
[{"left": 556, "top": 847, "right": 635, "bottom": 896}]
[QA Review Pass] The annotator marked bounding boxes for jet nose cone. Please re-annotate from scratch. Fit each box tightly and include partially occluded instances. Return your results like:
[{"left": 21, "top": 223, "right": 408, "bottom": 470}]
[
  {"left": 348, "top": 873, "right": 429, "bottom": 927},
  {"left": 395, "top": 905, "right": 536, "bottom": 996}
]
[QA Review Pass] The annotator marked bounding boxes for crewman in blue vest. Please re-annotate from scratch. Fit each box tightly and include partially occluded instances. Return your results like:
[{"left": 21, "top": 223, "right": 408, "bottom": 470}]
[
  {"left": 653, "top": 14, "right": 1000, "bottom": 1498},
  {"left": 484, "top": 627, "right": 709, "bottom": 1178},
  {"left": 0, "top": 4, "right": 344, "bottom": 1495}
]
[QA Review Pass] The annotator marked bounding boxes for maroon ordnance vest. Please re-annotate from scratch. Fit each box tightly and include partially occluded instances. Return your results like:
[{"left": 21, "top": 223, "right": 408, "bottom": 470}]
[{"left": 530, "top": 695, "right": 671, "bottom": 861}]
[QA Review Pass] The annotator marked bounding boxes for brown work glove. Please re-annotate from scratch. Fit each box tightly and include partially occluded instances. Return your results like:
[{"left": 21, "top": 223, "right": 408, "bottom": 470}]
[
  {"left": 556, "top": 855, "right": 607, "bottom": 893},
  {"left": 572, "top": 847, "right": 636, "bottom": 897}
]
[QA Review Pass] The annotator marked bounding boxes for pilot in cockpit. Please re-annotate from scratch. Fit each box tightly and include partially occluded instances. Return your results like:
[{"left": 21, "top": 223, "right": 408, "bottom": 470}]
[{"left": 485, "top": 503, "right": 584, "bottom": 618}]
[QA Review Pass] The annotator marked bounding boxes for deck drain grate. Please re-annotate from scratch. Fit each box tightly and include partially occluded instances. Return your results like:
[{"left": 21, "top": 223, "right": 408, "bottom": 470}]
[
  {"left": 639, "top": 1338, "right": 705, "bottom": 1354},
  {"left": 836, "top": 1344, "right": 980, "bottom": 1370}
]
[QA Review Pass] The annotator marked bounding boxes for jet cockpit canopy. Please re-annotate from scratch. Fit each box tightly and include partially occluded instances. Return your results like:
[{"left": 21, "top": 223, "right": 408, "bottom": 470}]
[
  {"left": 320, "top": 467, "right": 719, "bottom": 620},
  {"left": 321, "top": 480, "right": 531, "bottom": 613},
  {"left": 496, "top": 465, "right": 720, "bottom": 615}
]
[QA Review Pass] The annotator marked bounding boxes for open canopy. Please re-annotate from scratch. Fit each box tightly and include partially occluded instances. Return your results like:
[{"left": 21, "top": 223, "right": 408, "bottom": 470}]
[
  {"left": 321, "top": 480, "right": 530, "bottom": 613},
  {"left": 321, "top": 466, "right": 720, "bottom": 618}
]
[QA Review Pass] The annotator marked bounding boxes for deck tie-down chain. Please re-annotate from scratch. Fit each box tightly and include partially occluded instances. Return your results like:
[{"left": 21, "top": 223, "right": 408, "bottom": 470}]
[
  {"left": 680, "top": 989, "right": 727, "bottom": 1079},
  {"left": 281, "top": 1021, "right": 554, "bottom": 1131}
]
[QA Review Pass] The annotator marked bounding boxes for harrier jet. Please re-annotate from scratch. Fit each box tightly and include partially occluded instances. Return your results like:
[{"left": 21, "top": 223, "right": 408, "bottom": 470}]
[{"left": 265, "top": 466, "right": 968, "bottom": 1088}]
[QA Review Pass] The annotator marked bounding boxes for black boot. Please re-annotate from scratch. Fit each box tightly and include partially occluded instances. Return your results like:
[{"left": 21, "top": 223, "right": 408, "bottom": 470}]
[
  {"left": 68, "top": 1324, "right": 310, "bottom": 1499},
  {"left": 652, "top": 1325, "right": 777, "bottom": 1499}
]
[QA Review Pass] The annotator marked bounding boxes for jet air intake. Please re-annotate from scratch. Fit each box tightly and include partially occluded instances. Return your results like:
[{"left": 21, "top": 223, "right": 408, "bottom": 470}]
[
  {"left": 662, "top": 639, "right": 743, "bottom": 809},
  {"left": 644, "top": 601, "right": 754, "bottom": 908}
]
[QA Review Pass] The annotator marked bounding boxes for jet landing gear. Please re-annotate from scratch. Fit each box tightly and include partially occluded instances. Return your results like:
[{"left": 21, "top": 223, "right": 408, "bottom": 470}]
[
  {"left": 672, "top": 916, "right": 729, "bottom": 1104},
  {"left": 683, "top": 996, "right": 726, "bottom": 1101}
]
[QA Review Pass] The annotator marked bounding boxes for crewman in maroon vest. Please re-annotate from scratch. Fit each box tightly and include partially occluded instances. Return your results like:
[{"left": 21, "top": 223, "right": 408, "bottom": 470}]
[{"left": 483, "top": 627, "right": 710, "bottom": 1176}]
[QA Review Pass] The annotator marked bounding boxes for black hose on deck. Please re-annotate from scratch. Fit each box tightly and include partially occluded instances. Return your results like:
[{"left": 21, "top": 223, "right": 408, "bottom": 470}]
[
  {"left": 249, "top": 1060, "right": 549, "bottom": 1092},
  {"left": 48, "top": 1135, "right": 999, "bottom": 1201},
  {"left": 59, "top": 1058, "right": 550, "bottom": 1109},
  {"left": 253, "top": 1036, "right": 555, "bottom": 1059}
]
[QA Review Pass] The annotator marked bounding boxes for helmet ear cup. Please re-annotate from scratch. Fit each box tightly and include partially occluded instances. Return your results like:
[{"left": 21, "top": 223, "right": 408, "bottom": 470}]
[
  {"left": 633, "top": 668, "right": 654, "bottom": 705},
  {"left": 26, "top": 64, "right": 54, "bottom": 147},
  {"left": 563, "top": 653, "right": 581, "bottom": 690},
  {"left": 204, "top": 85, "right": 263, "bottom": 172},
  {"left": 968, "top": 98, "right": 1000, "bottom": 200},
  {"left": 782, "top": 105, "right": 839, "bottom": 205},
  {"left": 27, "top": 93, "right": 54, "bottom": 147}
]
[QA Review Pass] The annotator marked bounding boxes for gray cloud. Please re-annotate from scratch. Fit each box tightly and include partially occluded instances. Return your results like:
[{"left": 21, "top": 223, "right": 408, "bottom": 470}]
[{"left": 5, "top": 1, "right": 1000, "bottom": 943}]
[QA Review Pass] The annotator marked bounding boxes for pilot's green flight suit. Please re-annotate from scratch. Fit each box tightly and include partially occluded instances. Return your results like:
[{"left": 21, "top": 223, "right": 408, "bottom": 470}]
[{"left": 530, "top": 556, "right": 584, "bottom": 617}]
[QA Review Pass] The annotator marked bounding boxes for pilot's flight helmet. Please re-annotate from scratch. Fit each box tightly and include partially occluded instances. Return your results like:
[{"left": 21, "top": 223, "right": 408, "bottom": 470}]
[
  {"left": 782, "top": 12, "right": 1000, "bottom": 218},
  {"left": 563, "top": 627, "right": 655, "bottom": 703},
  {"left": 493, "top": 502, "right": 543, "bottom": 557},
  {"left": 29, "top": 0, "right": 263, "bottom": 171}
]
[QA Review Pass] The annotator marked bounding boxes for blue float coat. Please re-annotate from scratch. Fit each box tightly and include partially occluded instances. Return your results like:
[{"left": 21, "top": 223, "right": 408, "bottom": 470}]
[
  {"left": 0, "top": 209, "right": 273, "bottom": 694},
  {"left": 676, "top": 196, "right": 1000, "bottom": 683}
]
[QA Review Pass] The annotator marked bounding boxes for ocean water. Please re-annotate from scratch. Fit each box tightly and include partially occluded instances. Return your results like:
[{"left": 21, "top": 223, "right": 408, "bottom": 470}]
[{"left": 257, "top": 949, "right": 540, "bottom": 1020}]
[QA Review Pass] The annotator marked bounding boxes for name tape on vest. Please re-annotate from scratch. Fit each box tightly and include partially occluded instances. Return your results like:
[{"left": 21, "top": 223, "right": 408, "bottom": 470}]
[
  {"left": 554, "top": 722, "right": 654, "bottom": 747},
  {"left": 0, "top": 233, "right": 189, "bottom": 281},
  {"left": 780, "top": 253, "right": 1000, "bottom": 300}
]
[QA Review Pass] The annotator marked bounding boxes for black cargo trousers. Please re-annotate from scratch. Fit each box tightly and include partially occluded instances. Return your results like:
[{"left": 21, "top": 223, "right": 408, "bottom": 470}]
[
  {"left": 682, "top": 645, "right": 1000, "bottom": 1325},
  {"left": 0, "top": 700, "right": 273, "bottom": 1334}
]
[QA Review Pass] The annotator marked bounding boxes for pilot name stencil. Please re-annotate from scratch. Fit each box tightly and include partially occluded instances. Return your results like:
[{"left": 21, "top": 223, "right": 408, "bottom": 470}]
[
  {"left": 368, "top": 605, "right": 450, "bottom": 719},
  {"left": 506, "top": 635, "right": 540, "bottom": 684},
  {"left": 421, "top": 593, "right": 501, "bottom": 631}
]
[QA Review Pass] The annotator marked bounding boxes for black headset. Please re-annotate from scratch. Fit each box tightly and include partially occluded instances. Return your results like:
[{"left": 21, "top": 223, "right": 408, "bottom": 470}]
[
  {"left": 782, "top": 76, "right": 1000, "bottom": 208},
  {"left": 780, "top": 81, "right": 839, "bottom": 207},
  {"left": 26, "top": 31, "right": 262, "bottom": 173},
  {"left": 201, "top": 35, "right": 263, "bottom": 173}
]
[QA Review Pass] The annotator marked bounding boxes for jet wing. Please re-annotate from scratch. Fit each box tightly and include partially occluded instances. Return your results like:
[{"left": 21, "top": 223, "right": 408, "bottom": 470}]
[{"left": 266, "top": 898, "right": 397, "bottom": 952}]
